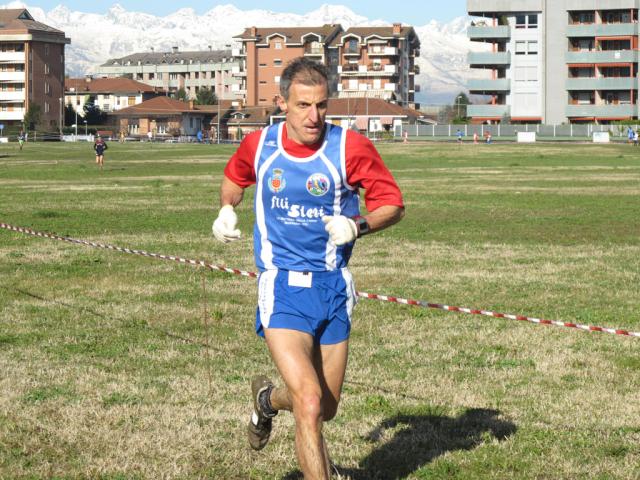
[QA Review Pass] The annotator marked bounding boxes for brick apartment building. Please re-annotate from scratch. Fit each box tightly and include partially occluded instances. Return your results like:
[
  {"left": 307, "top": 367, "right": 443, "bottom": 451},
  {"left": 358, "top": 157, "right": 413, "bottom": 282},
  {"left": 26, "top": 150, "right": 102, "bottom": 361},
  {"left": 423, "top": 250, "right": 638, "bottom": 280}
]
[
  {"left": 0, "top": 9, "right": 69, "bottom": 130},
  {"left": 231, "top": 23, "right": 420, "bottom": 109}
]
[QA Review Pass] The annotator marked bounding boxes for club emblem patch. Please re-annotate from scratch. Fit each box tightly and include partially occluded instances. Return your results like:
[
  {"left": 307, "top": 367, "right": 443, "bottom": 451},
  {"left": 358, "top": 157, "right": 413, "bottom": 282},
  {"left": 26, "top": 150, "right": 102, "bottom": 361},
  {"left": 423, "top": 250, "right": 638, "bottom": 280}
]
[
  {"left": 306, "top": 173, "right": 330, "bottom": 197},
  {"left": 268, "top": 168, "right": 286, "bottom": 193}
]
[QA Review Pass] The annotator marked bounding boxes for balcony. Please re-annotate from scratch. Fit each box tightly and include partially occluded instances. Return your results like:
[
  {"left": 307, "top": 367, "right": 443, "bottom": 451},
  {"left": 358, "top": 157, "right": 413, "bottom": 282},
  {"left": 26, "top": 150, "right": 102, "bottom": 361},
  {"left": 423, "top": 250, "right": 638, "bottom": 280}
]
[
  {"left": 566, "top": 104, "right": 636, "bottom": 117},
  {"left": 468, "top": 78, "right": 510, "bottom": 92},
  {"left": 0, "top": 90, "right": 25, "bottom": 101},
  {"left": 0, "top": 52, "right": 25, "bottom": 62},
  {"left": 0, "top": 110, "right": 24, "bottom": 120},
  {"left": 566, "top": 50, "right": 639, "bottom": 64},
  {"left": 566, "top": 77, "right": 637, "bottom": 90},
  {"left": 567, "top": 23, "right": 638, "bottom": 37},
  {"left": 343, "top": 48, "right": 361, "bottom": 57},
  {"left": 368, "top": 46, "right": 398, "bottom": 56},
  {"left": 467, "top": 104, "right": 510, "bottom": 118},
  {"left": 304, "top": 47, "right": 324, "bottom": 57},
  {"left": 367, "top": 64, "right": 397, "bottom": 75},
  {"left": 0, "top": 72, "right": 25, "bottom": 81},
  {"left": 468, "top": 25, "right": 510, "bottom": 41},
  {"left": 231, "top": 48, "right": 246, "bottom": 57},
  {"left": 384, "top": 82, "right": 396, "bottom": 91},
  {"left": 468, "top": 51, "right": 510, "bottom": 67}
]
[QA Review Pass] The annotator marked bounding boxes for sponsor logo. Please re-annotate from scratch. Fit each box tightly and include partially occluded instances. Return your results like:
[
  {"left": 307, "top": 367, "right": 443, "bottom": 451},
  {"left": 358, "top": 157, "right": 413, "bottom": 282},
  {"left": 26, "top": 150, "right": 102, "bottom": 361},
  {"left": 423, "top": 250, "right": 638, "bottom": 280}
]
[
  {"left": 264, "top": 140, "right": 277, "bottom": 147},
  {"left": 268, "top": 168, "right": 286, "bottom": 193},
  {"left": 271, "top": 197, "right": 326, "bottom": 219},
  {"left": 306, "top": 173, "right": 330, "bottom": 197}
]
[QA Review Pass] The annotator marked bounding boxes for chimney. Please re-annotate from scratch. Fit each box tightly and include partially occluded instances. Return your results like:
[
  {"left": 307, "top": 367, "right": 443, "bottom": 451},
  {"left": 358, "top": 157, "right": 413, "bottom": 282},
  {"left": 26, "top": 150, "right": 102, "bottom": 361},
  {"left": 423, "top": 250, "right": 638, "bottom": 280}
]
[
  {"left": 392, "top": 22, "right": 402, "bottom": 34},
  {"left": 84, "top": 74, "right": 92, "bottom": 83},
  {"left": 172, "top": 46, "right": 179, "bottom": 53},
  {"left": 208, "top": 45, "right": 212, "bottom": 51},
  {"left": 250, "top": 26, "right": 257, "bottom": 36}
]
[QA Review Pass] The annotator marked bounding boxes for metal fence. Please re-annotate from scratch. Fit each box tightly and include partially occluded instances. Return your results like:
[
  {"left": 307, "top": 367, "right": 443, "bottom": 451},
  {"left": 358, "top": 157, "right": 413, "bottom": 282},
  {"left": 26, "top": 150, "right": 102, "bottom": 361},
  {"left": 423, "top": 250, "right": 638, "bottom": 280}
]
[{"left": 395, "top": 123, "right": 637, "bottom": 140}]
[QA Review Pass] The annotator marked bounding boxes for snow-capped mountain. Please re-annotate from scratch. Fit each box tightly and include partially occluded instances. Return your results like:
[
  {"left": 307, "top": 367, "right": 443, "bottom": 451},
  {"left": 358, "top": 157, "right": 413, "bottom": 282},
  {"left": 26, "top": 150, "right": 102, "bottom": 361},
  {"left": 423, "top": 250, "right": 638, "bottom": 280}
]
[{"left": 4, "top": 2, "right": 489, "bottom": 104}]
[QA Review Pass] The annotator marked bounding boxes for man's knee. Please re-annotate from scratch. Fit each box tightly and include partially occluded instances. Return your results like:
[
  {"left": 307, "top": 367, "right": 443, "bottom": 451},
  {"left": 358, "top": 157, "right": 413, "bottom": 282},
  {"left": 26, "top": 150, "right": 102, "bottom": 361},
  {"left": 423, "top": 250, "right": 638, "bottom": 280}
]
[{"left": 292, "top": 390, "right": 323, "bottom": 425}]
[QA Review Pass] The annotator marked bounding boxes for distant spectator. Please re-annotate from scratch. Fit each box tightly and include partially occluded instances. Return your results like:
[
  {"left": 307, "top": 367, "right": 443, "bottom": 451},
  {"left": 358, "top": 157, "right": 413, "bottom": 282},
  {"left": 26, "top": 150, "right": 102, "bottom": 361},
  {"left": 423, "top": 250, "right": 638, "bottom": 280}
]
[
  {"left": 628, "top": 126, "right": 634, "bottom": 144},
  {"left": 147, "top": 130, "right": 153, "bottom": 142},
  {"left": 473, "top": 130, "right": 479, "bottom": 144},
  {"left": 18, "top": 129, "right": 25, "bottom": 151},
  {"left": 484, "top": 129, "right": 492, "bottom": 144},
  {"left": 456, "top": 128, "right": 463, "bottom": 144},
  {"left": 94, "top": 135, "right": 107, "bottom": 169},
  {"left": 197, "top": 129, "right": 203, "bottom": 143},
  {"left": 634, "top": 130, "right": 638, "bottom": 146}
]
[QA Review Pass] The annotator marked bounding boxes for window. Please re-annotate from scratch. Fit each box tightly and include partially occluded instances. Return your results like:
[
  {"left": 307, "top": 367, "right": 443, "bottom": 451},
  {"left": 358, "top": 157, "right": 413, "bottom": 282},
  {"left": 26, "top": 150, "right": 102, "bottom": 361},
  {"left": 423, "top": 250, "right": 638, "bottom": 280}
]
[
  {"left": 528, "top": 15, "right": 538, "bottom": 28},
  {"left": 274, "top": 59, "right": 282, "bottom": 66},
  {"left": 528, "top": 41, "right": 538, "bottom": 54},
  {"left": 148, "top": 72, "right": 155, "bottom": 80},
  {"left": 515, "top": 41, "right": 527, "bottom": 55},
  {"left": 103, "top": 104, "right": 110, "bottom": 111},
  {"left": 274, "top": 41, "right": 282, "bottom": 50},
  {"left": 44, "top": 63, "right": 50, "bottom": 74},
  {"left": 516, "top": 15, "right": 526, "bottom": 28},
  {"left": 169, "top": 73, "right": 178, "bottom": 80},
  {"left": 44, "top": 43, "right": 49, "bottom": 55},
  {"left": 274, "top": 75, "right": 280, "bottom": 83},
  {"left": 259, "top": 63, "right": 267, "bottom": 67},
  {"left": 259, "top": 80, "right": 267, "bottom": 84},
  {"left": 44, "top": 101, "right": 49, "bottom": 113},
  {"left": 157, "top": 73, "right": 163, "bottom": 80}
]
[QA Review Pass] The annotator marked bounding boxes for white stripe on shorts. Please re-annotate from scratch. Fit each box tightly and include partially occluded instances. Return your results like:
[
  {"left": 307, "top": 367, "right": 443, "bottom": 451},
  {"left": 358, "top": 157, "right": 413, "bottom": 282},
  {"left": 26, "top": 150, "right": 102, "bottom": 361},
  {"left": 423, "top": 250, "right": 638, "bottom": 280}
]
[
  {"left": 341, "top": 267, "right": 357, "bottom": 322},
  {"left": 258, "top": 270, "right": 278, "bottom": 329}
]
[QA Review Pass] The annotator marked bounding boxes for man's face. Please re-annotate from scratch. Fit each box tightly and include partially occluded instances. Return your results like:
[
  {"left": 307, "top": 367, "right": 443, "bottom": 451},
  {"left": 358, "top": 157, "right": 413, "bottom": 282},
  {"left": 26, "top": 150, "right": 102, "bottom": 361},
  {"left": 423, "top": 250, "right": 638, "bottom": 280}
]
[{"left": 278, "top": 80, "right": 328, "bottom": 145}]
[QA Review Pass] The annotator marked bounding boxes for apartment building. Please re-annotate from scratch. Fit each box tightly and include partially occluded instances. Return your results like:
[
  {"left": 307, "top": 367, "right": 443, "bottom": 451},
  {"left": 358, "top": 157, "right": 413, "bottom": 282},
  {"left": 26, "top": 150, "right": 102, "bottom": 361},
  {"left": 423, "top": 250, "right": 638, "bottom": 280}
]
[
  {"left": 331, "top": 24, "right": 420, "bottom": 109},
  {"left": 232, "top": 25, "right": 343, "bottom": 106},
  {"left": 0, "top": 9, "right": 69, "bottom": 129},
  {"left": 97, "top": 48, "right": 241, "bottom": 102},
  {"left": 467, "top": 0, "right": 640, "bottom": 124},
  {"left": 231, "top": 23, "right": 420, "bottom": 108}
]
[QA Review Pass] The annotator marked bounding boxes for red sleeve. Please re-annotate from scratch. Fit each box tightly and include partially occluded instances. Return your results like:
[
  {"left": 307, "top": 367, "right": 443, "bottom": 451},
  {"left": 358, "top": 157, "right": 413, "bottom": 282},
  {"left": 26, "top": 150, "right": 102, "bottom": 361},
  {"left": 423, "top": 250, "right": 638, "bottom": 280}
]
[
  {"left": 344, "top": 130, "right": 404, "bottom": 212},
  {"left": 223, "top": 130, "right": 262, "bottom": 187}
]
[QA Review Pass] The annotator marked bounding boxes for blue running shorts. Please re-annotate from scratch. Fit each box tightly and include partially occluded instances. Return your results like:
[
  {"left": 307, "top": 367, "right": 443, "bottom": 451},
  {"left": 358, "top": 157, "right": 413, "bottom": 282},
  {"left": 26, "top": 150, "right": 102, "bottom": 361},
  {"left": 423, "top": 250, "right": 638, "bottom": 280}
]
[{"left": 256, "top": 268, "right": 357, "bottom": 345}]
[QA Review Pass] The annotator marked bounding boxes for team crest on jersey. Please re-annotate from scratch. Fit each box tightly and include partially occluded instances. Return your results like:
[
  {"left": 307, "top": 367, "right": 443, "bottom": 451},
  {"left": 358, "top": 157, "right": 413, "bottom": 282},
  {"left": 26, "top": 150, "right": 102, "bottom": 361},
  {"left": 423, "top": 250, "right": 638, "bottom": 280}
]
[
  {"left": 306, "top": 173, "right": 330, "bottom": 197},
  {"left": 268, "top": 168, "right": 286, "bottom": 193}
]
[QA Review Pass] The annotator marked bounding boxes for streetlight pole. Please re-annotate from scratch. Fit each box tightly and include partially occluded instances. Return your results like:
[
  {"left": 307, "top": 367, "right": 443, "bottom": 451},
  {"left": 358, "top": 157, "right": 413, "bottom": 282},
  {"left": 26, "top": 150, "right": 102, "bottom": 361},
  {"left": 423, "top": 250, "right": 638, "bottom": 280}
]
[{"left": 217, "top": 99, "right": 220, "bottom": 144}]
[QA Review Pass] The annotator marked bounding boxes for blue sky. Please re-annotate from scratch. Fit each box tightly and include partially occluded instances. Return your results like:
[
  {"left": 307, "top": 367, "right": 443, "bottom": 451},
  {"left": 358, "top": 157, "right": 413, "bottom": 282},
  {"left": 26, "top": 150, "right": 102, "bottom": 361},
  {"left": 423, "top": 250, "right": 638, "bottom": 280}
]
[{"left": 24, "top": 0, "right": 467, "bottom": 24}]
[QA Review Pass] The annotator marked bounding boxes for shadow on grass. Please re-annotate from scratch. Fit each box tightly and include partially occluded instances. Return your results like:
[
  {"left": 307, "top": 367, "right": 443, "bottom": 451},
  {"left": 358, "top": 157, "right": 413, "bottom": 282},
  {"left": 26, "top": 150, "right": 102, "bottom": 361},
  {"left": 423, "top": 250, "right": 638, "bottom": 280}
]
[{"left": 283, "top": 408, "right": 516, "bottom": 480}]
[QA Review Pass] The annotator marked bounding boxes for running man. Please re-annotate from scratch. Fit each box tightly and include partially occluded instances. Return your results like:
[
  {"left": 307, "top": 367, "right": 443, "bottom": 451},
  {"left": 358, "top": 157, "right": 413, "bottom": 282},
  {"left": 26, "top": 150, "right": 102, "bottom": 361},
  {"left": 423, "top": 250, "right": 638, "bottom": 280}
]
[
  {"left": 211, "top": 57, "right": 404, "bottom": 478},
  {"left": 93, "top": 135, "right": 107, "bottom": 169}
]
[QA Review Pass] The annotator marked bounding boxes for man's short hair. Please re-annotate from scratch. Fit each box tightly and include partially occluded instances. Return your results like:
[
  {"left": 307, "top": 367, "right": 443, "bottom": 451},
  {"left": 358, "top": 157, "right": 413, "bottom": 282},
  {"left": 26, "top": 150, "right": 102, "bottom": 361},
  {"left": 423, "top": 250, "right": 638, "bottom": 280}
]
[{"left": 279, "top": 57, "right": 329, "bottom": 101}]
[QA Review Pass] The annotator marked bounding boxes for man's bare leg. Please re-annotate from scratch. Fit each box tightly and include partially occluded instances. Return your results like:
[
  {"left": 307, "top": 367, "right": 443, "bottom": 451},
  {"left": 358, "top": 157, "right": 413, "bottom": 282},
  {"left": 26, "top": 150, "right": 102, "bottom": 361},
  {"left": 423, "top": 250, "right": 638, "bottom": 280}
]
[{"left": 265, "top": 329, "right": 348, "bottom": 479}]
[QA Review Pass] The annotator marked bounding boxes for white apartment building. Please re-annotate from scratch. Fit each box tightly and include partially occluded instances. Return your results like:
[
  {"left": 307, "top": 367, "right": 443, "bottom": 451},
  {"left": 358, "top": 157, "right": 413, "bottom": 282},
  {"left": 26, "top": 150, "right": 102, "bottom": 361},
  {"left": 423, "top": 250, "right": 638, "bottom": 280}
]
[
  {"left": 96, "top": 48, "right": 242, "bottom": 101},
  {"left": 467, "top": 0, "right": 640, "bottom": 124}
]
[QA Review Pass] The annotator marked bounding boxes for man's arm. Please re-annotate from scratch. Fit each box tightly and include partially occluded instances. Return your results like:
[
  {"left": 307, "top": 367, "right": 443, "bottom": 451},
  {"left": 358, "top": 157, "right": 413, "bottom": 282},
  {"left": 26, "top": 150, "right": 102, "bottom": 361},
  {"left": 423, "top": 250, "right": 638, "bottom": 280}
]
[
  {"left": 220, "top": 175, "right": 245, "bottom": 207},
  {"left": 360, "top": 204, "right": 404, "bottom": 235}
]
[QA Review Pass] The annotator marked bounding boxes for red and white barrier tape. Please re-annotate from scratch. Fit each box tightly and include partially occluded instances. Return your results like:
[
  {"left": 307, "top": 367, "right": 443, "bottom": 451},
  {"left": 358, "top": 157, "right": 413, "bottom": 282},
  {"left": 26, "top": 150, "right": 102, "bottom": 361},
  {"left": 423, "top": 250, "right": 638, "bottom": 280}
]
[{"left": 2, "top": 221, "right": 638, "bottom": 339}]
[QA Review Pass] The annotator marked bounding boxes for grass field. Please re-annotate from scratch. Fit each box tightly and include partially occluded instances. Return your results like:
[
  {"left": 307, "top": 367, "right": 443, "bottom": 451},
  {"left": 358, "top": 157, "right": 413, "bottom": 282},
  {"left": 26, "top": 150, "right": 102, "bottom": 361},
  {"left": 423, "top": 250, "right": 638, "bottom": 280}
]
[{"left": 1, "top": 139, "right": 639, "bottom": 479}]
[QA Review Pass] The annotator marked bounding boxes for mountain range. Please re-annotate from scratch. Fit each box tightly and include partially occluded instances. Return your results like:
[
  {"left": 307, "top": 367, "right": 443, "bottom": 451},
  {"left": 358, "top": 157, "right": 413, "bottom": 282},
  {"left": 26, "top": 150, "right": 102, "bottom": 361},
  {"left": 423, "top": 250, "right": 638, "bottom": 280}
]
[{"left": 5, "top": 2, "right": 490, "bottom": 105}]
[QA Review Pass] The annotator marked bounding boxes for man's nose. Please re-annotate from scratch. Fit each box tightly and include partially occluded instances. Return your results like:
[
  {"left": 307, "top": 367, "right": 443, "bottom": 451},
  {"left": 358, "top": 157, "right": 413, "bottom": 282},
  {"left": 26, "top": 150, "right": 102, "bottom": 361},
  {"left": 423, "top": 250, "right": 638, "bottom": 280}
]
[{"left": 308, "top": 104, "right": 319, "bottom": 123}]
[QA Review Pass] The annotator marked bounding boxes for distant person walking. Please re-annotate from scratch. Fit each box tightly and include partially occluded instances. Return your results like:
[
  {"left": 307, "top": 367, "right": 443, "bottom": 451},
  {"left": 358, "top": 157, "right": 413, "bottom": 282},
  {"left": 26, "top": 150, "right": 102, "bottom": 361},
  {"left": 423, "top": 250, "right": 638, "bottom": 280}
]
[
  {"left": 628, "top": 126, "right": 634, "bottom": 144},
  {"left": 456, "top": 128, "right": 463, "bottom": 144},
  {"left": 18, "top": 130, "right": 25, "bottom": 151},
  {"left": 94, "top": 135, "right": 107, "bottom": 169}
]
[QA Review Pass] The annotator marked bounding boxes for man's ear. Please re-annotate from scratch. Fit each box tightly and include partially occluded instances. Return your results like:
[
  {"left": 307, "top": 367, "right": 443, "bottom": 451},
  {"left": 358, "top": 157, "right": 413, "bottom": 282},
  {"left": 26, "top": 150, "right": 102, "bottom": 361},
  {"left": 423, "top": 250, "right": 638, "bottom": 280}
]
[{"left": 276, "top": 94, "right": 287, "bottom": 113}]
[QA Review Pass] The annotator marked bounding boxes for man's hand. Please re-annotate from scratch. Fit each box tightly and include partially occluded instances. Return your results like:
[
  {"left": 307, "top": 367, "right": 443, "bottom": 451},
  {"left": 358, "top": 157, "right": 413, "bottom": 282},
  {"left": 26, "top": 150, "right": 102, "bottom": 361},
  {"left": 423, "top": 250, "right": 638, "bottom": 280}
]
[
  {"left": 212, "top": 205, "right": 241, "bottom": 243},
  {"left": 322, "top": 215, "right": 357, "bottom": 246}
]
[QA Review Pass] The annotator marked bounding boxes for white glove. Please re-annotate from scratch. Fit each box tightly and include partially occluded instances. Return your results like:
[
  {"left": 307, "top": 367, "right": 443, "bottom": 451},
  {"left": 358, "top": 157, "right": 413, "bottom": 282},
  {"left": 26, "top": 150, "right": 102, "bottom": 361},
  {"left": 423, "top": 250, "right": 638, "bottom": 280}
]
[
  {"left": 322, "top": 215, "right": 357, "bottom": 246},
  {"left": 212, "top": 205, "right": 241, "bottom": 243}
]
